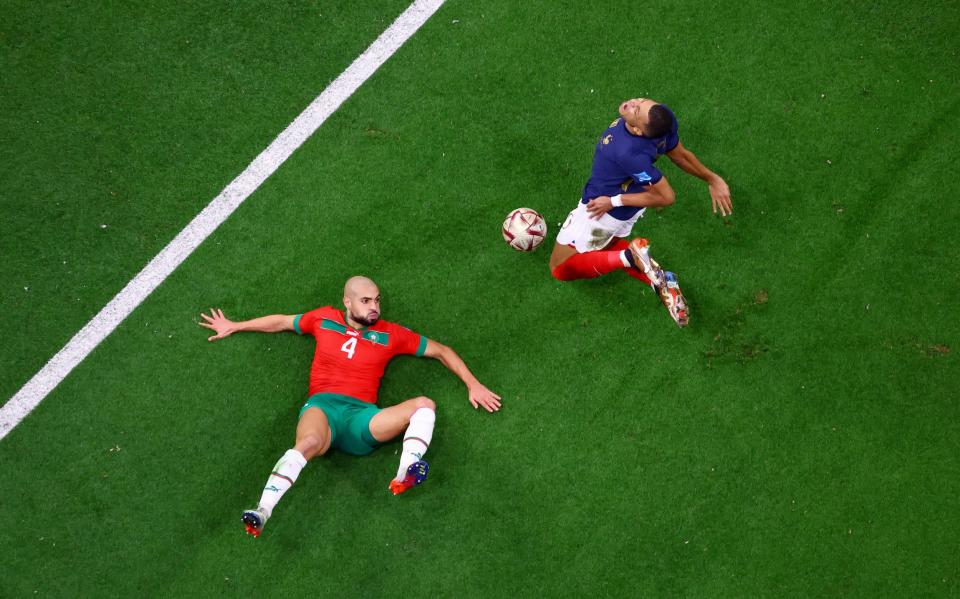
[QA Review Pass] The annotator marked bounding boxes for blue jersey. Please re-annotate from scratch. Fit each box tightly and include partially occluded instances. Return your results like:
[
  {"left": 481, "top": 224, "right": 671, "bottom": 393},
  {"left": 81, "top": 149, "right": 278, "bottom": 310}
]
[{"left": 581, "top": 106, "right": 680, "bottom": 220}]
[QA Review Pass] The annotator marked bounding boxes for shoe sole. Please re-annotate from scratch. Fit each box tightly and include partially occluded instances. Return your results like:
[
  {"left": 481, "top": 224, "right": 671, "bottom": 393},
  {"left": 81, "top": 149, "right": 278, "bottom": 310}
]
[{"left": 242, "top": 511, "right": 263, "bottom": 538}]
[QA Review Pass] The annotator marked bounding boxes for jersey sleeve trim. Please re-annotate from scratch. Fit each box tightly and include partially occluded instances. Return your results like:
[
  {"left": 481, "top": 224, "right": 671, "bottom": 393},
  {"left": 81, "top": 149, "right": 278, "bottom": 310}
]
[
  {"left": 415, "top": 335, "right": 428, "bottom": 357},
  {"left": 293, "top": 314, "right": 303, "bottom": 335}
]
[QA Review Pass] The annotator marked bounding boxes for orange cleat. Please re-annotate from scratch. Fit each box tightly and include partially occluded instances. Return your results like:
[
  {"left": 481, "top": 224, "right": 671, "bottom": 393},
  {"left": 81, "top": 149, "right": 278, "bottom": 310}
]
[{"left": 389, "top": 460, "right": 429, "bottom": 495}]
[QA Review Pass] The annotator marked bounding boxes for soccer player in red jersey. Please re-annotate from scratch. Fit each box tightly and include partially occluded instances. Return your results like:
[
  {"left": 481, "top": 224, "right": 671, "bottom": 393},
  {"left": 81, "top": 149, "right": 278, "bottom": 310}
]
[
  {"left": 199, "top": 276, "right": 500, "bottom": 537},
  {"left": 549, "top": 97, "right": 733, "bottom": 327}
]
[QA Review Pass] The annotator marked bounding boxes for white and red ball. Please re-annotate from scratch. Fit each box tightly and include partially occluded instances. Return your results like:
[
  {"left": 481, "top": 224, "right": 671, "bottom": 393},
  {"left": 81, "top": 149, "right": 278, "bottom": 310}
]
[{"left": 502, "top": 208, "right": 547, "bottom": 252}]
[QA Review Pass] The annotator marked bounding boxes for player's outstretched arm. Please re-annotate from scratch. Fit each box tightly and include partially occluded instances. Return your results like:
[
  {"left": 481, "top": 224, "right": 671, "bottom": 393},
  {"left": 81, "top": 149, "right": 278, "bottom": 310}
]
[
  {"left": 666, "top": 141, "right": 732, "bottom": 216},
  {"left": 423, "top": 339, "right": 501, "bottom": 413},
  {"left": 198, "top": 309, "right": 296, "bottom": 341}
]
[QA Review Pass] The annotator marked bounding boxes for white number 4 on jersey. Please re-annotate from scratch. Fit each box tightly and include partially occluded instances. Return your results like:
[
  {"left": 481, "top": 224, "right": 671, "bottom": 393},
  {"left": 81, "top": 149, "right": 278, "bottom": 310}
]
[{"left": 340, "top": 337, "right": 357, "bottom": 359}]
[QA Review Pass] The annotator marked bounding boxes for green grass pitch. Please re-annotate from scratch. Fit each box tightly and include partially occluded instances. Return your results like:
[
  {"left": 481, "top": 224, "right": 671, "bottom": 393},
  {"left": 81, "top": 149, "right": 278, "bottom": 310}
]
[{"left": 1, "top": 1, "right": 958, "bottom": 597}]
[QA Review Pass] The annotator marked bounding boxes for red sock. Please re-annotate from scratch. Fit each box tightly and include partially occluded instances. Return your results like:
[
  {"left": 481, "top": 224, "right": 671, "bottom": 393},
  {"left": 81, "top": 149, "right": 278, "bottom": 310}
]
[
  {"left": 550, "top": 241, "right": 652, "bottom": 285},
  {"left": 550, "top": 250, "right": 624, "bottom": 281},
  {"left": 623, "top": 266, "right": 653, "bottom": 286}
]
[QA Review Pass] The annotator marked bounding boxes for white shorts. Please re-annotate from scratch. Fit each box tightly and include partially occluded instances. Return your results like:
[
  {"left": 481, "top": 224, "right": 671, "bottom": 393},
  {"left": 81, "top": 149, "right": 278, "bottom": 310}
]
[{"left": 555, "top": 201, "right": 646, "bottom": 253}]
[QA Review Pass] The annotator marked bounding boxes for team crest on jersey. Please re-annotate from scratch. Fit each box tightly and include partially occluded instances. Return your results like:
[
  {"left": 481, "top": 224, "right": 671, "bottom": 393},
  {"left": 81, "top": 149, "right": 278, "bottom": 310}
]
[
  {"left": 364, "top": 330, "right": 389, "bottom": 346},
  {"left": 602, "top": 134, "right": 613, "bottom": 145}
]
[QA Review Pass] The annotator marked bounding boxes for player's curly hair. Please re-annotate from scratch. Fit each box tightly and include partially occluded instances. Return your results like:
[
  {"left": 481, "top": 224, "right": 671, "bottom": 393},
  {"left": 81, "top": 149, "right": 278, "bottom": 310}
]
[{"left": 645, "top": 104, "right": 673, "bottom": 138}]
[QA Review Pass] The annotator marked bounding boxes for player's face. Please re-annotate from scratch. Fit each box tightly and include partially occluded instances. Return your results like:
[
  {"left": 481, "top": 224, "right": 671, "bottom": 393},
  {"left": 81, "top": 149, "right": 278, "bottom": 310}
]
[
  {"left": 345, "top": 287, "right": 381, "bottom": 327},
  {"left": 619, "top": 98, "right": 655, "bottom": 133}
]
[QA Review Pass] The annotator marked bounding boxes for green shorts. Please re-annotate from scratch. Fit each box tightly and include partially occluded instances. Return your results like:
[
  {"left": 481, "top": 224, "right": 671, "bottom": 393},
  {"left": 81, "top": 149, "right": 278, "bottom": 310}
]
[{"left": 299, "top": 393, "right": 381, "bottom": 456}]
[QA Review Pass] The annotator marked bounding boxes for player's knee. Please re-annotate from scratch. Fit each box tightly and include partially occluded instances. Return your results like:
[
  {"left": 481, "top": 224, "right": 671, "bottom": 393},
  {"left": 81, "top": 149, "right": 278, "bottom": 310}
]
[
  {"left": 412, "top": 396, "right": 436, "bottom": 412},
  {"left": 296, "top": 434, "right": 323, "bottom": 458}
]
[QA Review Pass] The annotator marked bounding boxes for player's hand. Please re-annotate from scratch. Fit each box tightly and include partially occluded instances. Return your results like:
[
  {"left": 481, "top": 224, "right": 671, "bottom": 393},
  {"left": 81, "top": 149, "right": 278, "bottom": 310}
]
[
  {"left": 199, "top": 308, "right": 236, "bottom": 341},
  {"left": 468, "top": 383, "right": 502, "bottom": 413},
  {"left": 585, "top": 196, "right": 613, "bottom": 219},
  {"left": 708, "top": 176, "right": 732, "bottom": 217}
]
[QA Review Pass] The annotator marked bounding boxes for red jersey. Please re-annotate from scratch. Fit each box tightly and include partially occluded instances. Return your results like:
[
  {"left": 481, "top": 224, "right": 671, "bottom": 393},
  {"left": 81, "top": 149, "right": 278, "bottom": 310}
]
[{"left": 294, "top": 306, "right": 426, "bottom": 404}]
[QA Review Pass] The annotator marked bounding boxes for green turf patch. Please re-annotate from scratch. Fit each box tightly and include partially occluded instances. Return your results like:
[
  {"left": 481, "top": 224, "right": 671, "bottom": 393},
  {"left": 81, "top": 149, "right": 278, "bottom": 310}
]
[{"left": 1, "top": 1, "right": 959, "bottom": 597}]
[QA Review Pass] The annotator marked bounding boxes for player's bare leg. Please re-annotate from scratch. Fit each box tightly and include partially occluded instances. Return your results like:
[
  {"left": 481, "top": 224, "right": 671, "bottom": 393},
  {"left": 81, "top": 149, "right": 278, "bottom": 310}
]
[
  {"left": 242, "top": 408, "right": 333, "bottom": 537},
  {"left": 369, "top": 396, "right": 436, "bottom": 495}
]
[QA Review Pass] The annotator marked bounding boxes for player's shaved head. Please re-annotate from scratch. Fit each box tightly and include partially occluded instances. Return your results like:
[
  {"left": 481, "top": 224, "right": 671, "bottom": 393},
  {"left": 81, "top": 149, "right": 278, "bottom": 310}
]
[
  {"left": 344, "top": 275, "right": 378, "bottom": 299},
  {"left": 343, "top": 276, "right": 381, "bottom": 328}
]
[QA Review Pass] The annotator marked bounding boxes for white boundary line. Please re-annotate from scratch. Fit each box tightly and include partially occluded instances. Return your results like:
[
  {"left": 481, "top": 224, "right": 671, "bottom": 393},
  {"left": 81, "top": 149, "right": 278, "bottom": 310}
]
[{"left": 0, "top": 0, "right": 447, "bottom": 441}]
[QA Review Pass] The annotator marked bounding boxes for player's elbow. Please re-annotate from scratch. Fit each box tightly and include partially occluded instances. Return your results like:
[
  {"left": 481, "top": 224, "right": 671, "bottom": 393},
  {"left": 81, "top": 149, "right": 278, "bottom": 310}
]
[
  {"left": 657, "top": 189, "right": 676, "bottom": 207},
  {"left": 437, "top": 343, "right": 455, "bottom": 361},
  {"left": 427, "top": 341, "right": 452, "bottom": 360}
]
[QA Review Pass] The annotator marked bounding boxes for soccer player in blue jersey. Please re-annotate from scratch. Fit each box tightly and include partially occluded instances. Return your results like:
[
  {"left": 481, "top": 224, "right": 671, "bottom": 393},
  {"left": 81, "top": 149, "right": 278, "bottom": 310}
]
[{"left": 550, "top": 97, "right": 732, "bottom": 327}]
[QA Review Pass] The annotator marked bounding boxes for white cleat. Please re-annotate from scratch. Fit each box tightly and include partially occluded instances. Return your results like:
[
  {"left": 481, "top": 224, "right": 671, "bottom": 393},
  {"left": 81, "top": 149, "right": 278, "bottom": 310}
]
[{"left": 628, "top": 237, "right": 665, "bottom": 290}]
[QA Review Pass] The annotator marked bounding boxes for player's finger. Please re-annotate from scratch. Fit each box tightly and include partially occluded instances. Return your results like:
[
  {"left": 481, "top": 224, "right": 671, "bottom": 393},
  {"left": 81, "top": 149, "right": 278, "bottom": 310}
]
[
  {"left": 201, "top": 312, "right": 214, "bottom": 322},
  {"left": 199, "top": 322, "right": 213, "bottom": 330},
  {"left": 716, "top": 197, "right": 727, "bottom": 216},
  {"left": 208, "top": 334, "right": 217, "bottom": 341}
]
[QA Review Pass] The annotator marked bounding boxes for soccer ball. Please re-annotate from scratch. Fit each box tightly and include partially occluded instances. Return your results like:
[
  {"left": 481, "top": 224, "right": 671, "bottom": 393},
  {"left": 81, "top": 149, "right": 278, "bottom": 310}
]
[{"left": 502, "top": 208, "right": 547, "bottom": 252}]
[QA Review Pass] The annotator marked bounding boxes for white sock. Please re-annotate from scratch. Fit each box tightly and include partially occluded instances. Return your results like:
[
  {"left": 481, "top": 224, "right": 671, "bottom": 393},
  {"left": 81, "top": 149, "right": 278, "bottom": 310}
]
[
  {"left": 619, "top": 250, "right": 632, "bottom": 268},
  {"left": 258, "top": 449, "right": 307, "bottom": 518},
  {"left": 395, "top": 408, "right": 435, "bottom": 481}
]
